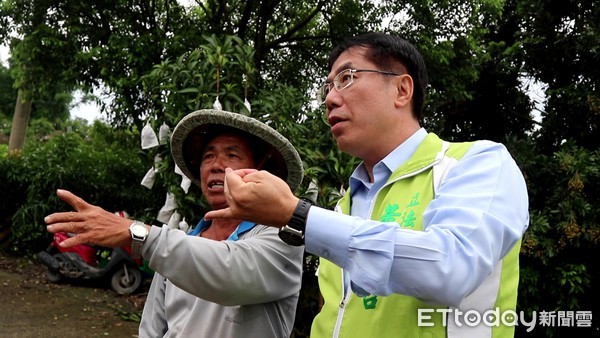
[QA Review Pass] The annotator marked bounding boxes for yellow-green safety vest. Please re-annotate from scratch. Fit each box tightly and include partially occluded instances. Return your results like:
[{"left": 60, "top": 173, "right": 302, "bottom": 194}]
[{"left": 311, "top": 133, "right": 521, "bottom": 338}]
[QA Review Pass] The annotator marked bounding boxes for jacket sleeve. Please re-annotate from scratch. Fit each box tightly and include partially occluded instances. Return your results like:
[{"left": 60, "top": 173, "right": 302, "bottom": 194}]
[
  {"left": 139, "top": 272, "right": 168, "bottom": 337},
  {"left": 142, "top": 225, "right": 304, "bottom": 306}
]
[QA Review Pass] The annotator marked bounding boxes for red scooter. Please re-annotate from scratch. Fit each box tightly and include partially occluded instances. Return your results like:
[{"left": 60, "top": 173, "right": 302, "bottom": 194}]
[{"left": 38, "top": 212, "right": 147, "bottom": 295}]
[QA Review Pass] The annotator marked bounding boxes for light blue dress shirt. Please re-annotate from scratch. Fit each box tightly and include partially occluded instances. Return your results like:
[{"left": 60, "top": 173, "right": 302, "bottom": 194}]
[{"left": 305, "top": 128, "right": 529, "bottom": 306}]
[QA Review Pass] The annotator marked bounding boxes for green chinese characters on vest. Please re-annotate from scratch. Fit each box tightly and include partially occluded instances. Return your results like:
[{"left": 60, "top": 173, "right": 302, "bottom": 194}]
[{"left": 379, "top": 192, "right": 421, "bottom": 228}]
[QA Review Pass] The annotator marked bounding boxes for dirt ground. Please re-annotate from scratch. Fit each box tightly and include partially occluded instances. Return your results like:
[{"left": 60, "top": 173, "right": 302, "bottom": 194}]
[{"left": 0, "top": 251, "right": 149, "bottom": 338}]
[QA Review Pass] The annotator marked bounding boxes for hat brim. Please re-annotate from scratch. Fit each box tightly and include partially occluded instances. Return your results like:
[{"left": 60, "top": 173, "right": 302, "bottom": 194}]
[{"left": 171, "top": 109, "right": 303, "bottom": 192}]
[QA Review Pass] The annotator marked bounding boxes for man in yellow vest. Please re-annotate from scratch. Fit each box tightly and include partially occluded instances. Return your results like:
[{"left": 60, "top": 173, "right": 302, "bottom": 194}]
[{"left": 206, "top": 32, "right": 529, "bottom": 338}]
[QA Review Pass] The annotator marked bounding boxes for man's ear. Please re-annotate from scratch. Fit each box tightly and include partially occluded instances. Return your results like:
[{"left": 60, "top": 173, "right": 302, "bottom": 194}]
[{"left": 394, "top": 74, "right": 413, "bottom": 109}]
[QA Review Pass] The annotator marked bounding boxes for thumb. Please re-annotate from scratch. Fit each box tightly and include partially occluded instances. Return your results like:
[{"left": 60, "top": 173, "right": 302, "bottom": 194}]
[
  {"left": 223, "top": 167, "right": 245, "bottom": 196},
  {"left": 204, "top": 207, "right": 233, "bottom": 221}
]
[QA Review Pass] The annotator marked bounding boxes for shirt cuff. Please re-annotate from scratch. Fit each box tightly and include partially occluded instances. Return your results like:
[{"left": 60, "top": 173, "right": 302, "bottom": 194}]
[{"left": 304, "top": 206, "right": 354, "bottom": 269}]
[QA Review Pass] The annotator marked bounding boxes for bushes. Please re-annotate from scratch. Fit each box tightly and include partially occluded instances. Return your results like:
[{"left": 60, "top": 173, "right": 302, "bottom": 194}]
[
  {"left": 507, "top": 137, "right": 600, "bottom": 337},
  {"left": 0, "top": 144, "right": 27, "bottom": 237},
  {"left": 0, "top": 120, "right": 166, "bottom": 255}
]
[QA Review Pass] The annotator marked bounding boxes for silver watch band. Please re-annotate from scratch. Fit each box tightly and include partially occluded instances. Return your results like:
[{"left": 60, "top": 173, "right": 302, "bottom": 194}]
[{"left": 130, "top": 237, "right": 143, "bottom": 259}]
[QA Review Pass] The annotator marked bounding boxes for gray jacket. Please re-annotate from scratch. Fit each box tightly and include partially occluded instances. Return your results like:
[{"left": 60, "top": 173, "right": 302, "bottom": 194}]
[{"left": 139, "top": 222, "right": 304, "bottom": 338}]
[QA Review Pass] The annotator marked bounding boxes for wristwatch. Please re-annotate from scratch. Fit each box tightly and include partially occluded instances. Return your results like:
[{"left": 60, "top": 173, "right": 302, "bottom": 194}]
[
  {"left": 129, "top": 221, "right": 148, "bottom": 259},
  {"left": 278, "top": 199, "right": 312, "bottom": 246}
]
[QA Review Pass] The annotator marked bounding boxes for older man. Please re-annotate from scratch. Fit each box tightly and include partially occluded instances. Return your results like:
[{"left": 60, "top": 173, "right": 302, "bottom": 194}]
[{"left": 45, "top": 109, "right": 305, "bottom": 338}]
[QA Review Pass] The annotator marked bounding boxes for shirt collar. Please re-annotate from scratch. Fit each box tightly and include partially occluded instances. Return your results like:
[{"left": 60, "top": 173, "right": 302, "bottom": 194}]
[
  {"left": 349, "top": 128, "right": 428, "bottom": 192},
  {"left": 187, "top": 219, "right": 257, "bottom": 241}
]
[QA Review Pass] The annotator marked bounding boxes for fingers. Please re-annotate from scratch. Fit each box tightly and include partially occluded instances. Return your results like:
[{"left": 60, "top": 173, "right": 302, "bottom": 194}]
[
  {"left": 45, "top": 190, "right": 91, "bottom": 226},
  {"left": 223, "top": 167, "right": 246, "bottom": 190},
  {"left": 44, "top": 189, "right": 131, "bottom": 249},
  {"left": 56, "top": 189, "right": 92, "bottom": 212},
  {"left": 46, "top": 217, "right": 128, "bottom": 249},
  {"left": 45, "top": 221, "right": 89, "bottom": 248},
  {"left": 45, "top": 211, "right": 86, "bottom": 225},
  {"left": 46, "top": 220, "right": 79, "bottom": 233},
  {"left": 45, "top": 189, "right": 98, "bottom": 226},
  {"left": 55, "top": 233, "right": 89, "bottom": 248},
  {"left": 230, "top": 168, "right": 258, "bottom": 178}
]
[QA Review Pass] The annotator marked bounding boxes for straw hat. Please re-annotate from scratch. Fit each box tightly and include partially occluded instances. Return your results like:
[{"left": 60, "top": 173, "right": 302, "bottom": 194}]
[{"left": 171, "top": 109, "right": 303, "bottom": 191}]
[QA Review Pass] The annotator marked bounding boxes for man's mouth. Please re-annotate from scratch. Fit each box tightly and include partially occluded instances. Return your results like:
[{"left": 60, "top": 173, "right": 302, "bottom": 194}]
[
  {"left": 208, "top": 180, "right": 224, "bottom": 190},
  {"left": 328, "top": 115, "right": 343, "bottom": 127}
]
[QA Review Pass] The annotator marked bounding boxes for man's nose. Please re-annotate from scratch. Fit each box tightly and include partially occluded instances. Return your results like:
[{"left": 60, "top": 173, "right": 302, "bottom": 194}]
[
  {"left": 325, "top": 91, "right": 341, "bottom": 117},
  {"left": 209, "top": 155, "right": 227, "bottom": 172}
]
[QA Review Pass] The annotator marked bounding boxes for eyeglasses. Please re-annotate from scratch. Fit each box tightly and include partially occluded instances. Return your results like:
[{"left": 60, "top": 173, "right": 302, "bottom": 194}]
[{"left": 317, "top": 69, "right": 402, "bottom": 105}]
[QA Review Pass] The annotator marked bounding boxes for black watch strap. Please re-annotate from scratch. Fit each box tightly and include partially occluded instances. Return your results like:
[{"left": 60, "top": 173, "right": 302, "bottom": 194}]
[{"left": 278, "top": 199, "right": 311, "bottom": 246}]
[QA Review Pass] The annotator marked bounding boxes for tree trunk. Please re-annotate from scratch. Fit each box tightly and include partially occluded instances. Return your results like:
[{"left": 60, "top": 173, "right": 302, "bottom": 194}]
[{"left": 8, "top": 91, "right": 32, "bottom": 152}]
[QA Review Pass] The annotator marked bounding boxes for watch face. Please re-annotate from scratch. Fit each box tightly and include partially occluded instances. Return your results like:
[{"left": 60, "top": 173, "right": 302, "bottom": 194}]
[{"left": 131, "top": 223, "right": 148, "bottom": 237}]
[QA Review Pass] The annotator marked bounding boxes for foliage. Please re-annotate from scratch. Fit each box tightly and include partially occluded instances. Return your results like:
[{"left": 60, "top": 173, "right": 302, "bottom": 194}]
[
  {"left": 0, "top": 113, "right": 11, "bottom": 136},
  {"left": 517, "top": 0, "right": 600, "bottom": 151},
  {"left": 0, "top": 62, "right": 70, "bottom": 122},
  {"left": 509, "top": 1, "right": 599, "bottom": 335},
  {"left": 0, "top": 64, "right": 16, "bottom": 116},
  {"left": 507, "top": 136, "right": 599, "bottom": 337},
  {"left": 0, "top": 0, "right": 364, "bottom": 128},
  {"left": 0, "top": 120, "right": 165, "bottom": 255}
]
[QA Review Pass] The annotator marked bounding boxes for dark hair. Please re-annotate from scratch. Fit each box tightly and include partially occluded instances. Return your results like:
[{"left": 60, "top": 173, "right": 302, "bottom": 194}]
[{"left": 328, "top": 32, "right": 429, "bottom": 120}]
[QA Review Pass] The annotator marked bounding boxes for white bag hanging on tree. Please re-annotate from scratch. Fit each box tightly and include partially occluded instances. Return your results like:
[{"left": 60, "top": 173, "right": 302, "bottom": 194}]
[
  {"left": 244, "top": 98, "right": 251, "bottom": 113},
  {"left": 243, "top": 74, "right": 251, "bottom": 113},
  {"left": 167, "top": 211, "right": 181, "bottom": 229},
  {"left": 157, "top": 192, "right": 177, "bottom": 224},
  {"left": 158, "top": 123, "right": 171, "bottom": 145},
  {"left": 174, "top": 164, "right": 192, "bottom": 194},
  {"left": 140, "top": 167, "right": 157, "bottom": 189},
  {"left": 213, "top": 96, "right": 222, "bottom": 110},
  {"left": 179, "top": 217, "right": 190, "bottom": 233},
  {"left": 154, "top": 154, "right": 163, "bottom": 167},
  {"left": 141, "top": 122, "right": 159, "bottom": 149},
  {"left": 174, "top": 163, "right": 184, "bottom": 176},
  {"left": 180, "top": 176, "right": 192, "bottom": 194}
]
